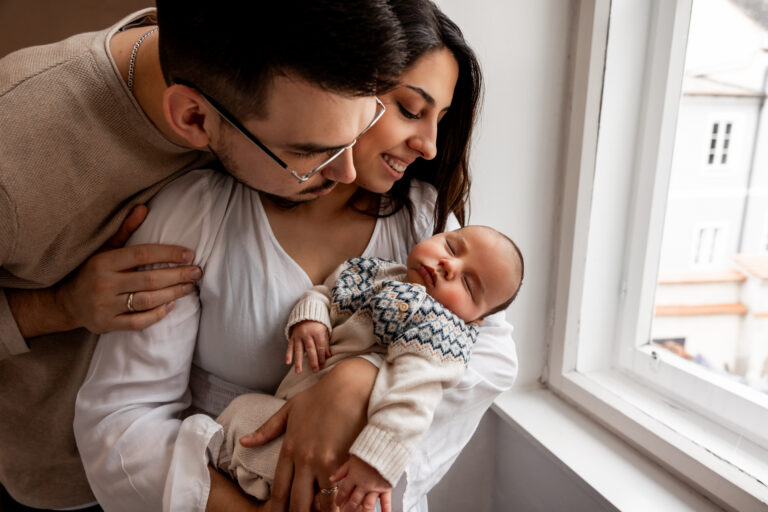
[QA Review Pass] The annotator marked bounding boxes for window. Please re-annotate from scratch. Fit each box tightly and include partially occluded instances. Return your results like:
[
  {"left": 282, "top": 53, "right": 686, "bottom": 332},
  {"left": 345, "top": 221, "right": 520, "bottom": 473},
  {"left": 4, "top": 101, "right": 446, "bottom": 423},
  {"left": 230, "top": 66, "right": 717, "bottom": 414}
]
[
  {"left": 690, "top": 222, "right": 727, "bottom": 266},
  {"left": 707, "top": 121, "right": 732, "bottom": 166},
  {"left": 546, "top": 1, "right": 768, "bottom": 509},
  {"left": 763, "top": 213, "right": 768, "bottom": 252}
]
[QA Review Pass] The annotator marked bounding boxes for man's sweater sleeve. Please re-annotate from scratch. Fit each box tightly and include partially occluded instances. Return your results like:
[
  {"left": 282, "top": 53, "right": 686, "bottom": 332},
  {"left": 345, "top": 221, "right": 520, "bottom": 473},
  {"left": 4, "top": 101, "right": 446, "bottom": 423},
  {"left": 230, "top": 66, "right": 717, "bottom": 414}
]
[{"left": 0, "top": 181, "right": 27, "bottom": 359}]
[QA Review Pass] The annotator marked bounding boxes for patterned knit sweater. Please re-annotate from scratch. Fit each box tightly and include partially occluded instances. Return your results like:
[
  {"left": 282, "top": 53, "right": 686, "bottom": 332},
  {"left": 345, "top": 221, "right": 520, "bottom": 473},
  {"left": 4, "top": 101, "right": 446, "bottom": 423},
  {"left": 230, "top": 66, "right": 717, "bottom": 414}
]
[{"left": 284, "top": 257, "right": 479, "bottom": 485}]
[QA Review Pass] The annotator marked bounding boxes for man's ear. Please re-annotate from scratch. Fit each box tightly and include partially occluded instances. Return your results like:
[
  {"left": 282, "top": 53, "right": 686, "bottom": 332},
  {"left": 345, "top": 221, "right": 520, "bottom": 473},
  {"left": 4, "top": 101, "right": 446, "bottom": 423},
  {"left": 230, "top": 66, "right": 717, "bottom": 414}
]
[{"left": 162, "top": 84, "right": 216, "bottom": 149}]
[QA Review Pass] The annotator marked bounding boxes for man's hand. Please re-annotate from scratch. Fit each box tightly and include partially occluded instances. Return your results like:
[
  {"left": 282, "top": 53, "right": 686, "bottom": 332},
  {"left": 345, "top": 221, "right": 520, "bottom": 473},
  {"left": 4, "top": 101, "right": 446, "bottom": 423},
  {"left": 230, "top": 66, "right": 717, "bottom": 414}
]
[
  {"left": 239, "top": 358, "right": 378, "bottom": 512},
  {"left": 8, "top": 205, "right": 202, "bottom": 337},
  {"left": 287, "top": 320, "right": 331, "bottom": 373},
  {"left": 331, "top": 456, "right": 391, "bottom": 512}
]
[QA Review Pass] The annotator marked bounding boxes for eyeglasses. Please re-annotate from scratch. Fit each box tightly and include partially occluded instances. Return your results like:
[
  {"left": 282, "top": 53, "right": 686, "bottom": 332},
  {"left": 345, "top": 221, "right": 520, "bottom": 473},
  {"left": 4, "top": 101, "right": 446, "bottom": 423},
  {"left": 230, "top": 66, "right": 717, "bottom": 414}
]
[{"left": 173, "top": 79, "right": 386, "bottom": 183}]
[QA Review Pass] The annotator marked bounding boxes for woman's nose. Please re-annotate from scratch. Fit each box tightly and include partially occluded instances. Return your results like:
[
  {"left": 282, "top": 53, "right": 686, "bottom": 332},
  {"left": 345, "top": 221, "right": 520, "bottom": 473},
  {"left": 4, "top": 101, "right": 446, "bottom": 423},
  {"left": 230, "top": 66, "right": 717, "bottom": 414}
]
[
  {"left": 320, "top": 148, "right": 356, "bottom": 184},
  {"left": 409, "top": 123, "right": 438, "bottom": 160}
]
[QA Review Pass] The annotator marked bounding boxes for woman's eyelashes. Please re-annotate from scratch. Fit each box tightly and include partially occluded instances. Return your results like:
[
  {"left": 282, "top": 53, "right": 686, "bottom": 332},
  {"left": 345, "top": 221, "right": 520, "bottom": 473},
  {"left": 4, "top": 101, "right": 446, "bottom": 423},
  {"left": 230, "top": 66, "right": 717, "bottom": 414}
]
[{"left": 397, "top": 102, "right": 422, "bottom": 120}]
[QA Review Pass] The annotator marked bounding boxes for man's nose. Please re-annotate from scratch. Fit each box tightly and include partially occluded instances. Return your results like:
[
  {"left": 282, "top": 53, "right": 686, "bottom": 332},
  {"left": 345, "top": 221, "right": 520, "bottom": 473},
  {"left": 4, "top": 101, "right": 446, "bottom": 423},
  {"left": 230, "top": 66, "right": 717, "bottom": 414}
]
[{"left": 320, "top": 149, "right": 356, "bottom": 184}]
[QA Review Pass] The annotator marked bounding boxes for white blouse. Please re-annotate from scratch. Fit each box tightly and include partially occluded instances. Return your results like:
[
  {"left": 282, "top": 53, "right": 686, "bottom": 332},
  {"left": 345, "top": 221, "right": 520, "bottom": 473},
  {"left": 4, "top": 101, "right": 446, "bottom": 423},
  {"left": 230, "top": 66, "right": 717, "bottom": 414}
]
[{"left": 74, "top": 169, "right": 518, "bottom": 512}]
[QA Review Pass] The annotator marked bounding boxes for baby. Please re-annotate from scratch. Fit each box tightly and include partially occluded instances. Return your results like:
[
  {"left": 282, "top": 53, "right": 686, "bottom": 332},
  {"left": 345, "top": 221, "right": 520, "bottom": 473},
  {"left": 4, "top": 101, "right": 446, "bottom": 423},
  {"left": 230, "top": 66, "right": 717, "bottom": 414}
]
[{"left": 214, "top": 225, "right": 524, "bottom": 511}]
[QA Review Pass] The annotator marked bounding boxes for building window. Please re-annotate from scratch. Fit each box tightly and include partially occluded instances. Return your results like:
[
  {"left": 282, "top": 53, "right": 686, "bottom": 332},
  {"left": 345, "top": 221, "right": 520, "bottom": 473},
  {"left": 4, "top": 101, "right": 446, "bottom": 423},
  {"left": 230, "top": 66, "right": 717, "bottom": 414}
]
[
  {"left": 691, "top": 223, "right": 726, "bottom": 266},
  {"left": 707, "top": 121, "right": 733, "bottom": 166},
  {"left": 763, "top": 213, "right": 768, "bottom": 252}
]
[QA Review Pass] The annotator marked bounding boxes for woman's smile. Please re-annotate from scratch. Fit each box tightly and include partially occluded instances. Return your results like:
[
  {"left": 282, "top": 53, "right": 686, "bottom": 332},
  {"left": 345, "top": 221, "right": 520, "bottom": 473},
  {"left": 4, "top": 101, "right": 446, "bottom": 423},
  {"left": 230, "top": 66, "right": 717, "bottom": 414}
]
[{"left": 382, "top": 153, "right": 409, "bottom": 173}]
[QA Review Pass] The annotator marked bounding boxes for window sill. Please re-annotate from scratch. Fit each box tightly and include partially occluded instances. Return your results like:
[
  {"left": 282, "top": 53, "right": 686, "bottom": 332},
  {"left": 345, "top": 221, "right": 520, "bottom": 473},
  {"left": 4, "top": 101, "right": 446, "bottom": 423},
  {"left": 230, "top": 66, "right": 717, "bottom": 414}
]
[{"left": 494, "top": 384, "right": 768, "bottom": 511}]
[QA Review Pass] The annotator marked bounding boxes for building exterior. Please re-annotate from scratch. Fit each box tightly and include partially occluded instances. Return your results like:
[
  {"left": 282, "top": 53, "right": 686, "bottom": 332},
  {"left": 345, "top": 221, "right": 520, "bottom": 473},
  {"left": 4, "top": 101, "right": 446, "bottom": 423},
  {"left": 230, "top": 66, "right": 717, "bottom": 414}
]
[{"left": 651, "top": 0, "right": 768, "bottom": 391}]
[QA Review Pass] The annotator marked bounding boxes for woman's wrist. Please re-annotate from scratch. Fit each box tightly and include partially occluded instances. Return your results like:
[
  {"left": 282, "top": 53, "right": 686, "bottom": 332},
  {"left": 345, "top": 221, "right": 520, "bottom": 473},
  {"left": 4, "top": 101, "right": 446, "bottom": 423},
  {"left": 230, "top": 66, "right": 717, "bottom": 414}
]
[{"left": 323, "top": 357, "right": 378, "bottom": 400}]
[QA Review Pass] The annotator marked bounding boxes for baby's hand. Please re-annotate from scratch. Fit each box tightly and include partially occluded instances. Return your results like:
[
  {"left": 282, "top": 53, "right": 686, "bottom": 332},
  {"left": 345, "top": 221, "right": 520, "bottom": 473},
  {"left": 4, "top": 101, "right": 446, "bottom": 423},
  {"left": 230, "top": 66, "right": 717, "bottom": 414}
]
[
  {"left": 330, "top": 455, "right": 392, "bottom": 512},
  {"left": 287, "top": 320, "right": 331, "bottom": 373}
]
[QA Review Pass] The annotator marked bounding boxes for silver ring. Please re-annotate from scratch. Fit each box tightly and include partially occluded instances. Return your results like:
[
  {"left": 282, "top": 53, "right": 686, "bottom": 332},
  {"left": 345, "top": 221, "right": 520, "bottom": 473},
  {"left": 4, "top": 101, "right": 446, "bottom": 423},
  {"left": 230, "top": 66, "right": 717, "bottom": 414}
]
[
  {"left": 127, "top": 292, "right": 136, "bottom": 313},
  {"left": 320, "top": 485, "right": 338, "bottom": 495}
]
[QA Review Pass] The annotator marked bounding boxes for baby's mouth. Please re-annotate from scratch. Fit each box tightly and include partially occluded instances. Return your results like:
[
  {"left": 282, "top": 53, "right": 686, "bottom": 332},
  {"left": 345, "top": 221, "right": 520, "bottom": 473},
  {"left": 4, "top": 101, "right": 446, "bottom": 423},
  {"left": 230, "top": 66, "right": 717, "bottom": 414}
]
[{"left": 418, "top": 264, "right": 437, "bottom": 286}]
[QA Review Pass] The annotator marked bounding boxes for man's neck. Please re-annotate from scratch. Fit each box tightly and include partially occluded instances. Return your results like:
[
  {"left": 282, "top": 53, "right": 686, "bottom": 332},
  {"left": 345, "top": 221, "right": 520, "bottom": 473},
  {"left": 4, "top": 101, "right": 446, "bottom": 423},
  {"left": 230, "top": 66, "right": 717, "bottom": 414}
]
[{"left": 110, "top": 26, "right": 192, "bottom": 147}]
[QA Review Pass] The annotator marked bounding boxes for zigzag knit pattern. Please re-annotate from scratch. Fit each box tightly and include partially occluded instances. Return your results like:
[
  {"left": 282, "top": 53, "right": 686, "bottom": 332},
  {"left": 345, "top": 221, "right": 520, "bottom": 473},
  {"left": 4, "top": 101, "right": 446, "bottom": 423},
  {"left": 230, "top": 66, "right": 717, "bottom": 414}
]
[{"left": 332, "top": 257, "right": 478, "bottom": 365}]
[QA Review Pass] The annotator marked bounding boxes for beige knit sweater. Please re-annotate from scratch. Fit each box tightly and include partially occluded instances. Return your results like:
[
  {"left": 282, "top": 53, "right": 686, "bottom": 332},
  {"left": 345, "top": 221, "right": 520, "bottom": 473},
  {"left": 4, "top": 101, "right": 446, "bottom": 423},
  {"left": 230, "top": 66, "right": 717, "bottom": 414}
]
[{"left": 0, "top": 10, "right": 210, "bottom": 508}]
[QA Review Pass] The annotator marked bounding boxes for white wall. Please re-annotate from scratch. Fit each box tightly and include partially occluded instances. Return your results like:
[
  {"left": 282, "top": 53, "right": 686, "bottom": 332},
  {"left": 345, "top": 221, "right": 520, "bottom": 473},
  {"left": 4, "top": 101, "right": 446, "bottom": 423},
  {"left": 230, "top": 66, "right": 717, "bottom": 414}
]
[
  {"left": 435, "top": 0, "right": 573, "bottom": 390},
  {"left": 429, "top": 1, "right": 592, "bottom": 510}
]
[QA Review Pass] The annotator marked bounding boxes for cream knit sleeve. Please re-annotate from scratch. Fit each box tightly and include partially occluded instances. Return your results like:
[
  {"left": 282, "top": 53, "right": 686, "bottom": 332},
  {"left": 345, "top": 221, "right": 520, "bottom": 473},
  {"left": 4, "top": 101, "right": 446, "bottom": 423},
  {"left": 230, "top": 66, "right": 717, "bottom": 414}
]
[
  {"left": 284, "top": 285, "right": 332, "bottom": 340},
  {"left": 350, "top": 353, "right": 466, "bottom": 486},
  {"left": 348, "top": 283, "right": 476, "bottom": 486},
  {"left": 284, "top": 261, "right": 347, "bottom": 340}
]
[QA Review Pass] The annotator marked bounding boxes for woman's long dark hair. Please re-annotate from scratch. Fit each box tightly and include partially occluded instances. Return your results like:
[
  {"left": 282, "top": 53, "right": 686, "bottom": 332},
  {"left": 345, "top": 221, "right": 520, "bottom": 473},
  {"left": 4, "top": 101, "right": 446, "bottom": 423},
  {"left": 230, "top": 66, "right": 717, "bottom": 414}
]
[{"left": 379, "top": 0, "right": 482, "bottom": 234}]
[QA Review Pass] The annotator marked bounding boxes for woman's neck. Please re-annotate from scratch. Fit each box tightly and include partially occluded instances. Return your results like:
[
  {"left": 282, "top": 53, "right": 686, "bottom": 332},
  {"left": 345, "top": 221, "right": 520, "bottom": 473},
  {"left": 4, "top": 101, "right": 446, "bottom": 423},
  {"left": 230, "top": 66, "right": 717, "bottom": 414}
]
[
  {"left": 262, "top": 183, "right": 377, "bottom": 219},
  {"left": 260, "top": 183, "right": 381, "bottom": 284}
]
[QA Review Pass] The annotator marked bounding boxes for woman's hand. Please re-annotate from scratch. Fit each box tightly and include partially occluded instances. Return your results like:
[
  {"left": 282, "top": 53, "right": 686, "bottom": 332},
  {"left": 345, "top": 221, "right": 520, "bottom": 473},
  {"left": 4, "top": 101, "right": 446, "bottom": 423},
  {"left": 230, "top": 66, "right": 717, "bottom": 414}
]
[
  {"left": 54, "top": 204, "right": 202, "bottom": 334},
  {"left": 287, "top": 320, "right": 331, "bottom": 373},
  {"left": 239, "top": 358, "right": 378, "bottom": 512}
]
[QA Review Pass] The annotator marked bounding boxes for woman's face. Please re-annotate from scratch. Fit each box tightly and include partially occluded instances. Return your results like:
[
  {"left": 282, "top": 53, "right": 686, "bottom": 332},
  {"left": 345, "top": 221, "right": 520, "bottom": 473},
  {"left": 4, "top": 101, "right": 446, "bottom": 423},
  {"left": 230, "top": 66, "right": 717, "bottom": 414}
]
[{"left": 352, "top": 47, "right": 459, "bottom": 194}]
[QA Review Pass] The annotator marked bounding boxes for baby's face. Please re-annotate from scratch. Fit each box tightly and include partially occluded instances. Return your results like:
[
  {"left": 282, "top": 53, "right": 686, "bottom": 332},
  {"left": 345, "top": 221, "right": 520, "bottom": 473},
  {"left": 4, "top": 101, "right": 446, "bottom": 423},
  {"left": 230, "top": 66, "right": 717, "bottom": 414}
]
[{"left": 405, "top": 226, "right": 521, "bottom": 323}]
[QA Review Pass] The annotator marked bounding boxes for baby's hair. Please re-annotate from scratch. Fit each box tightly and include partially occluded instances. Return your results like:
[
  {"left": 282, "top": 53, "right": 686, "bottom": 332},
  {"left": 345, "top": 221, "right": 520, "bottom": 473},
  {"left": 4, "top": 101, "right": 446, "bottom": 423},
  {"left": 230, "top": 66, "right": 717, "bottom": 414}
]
[{"left": 478, "top": 226, "right": 524, "bottom": 317}]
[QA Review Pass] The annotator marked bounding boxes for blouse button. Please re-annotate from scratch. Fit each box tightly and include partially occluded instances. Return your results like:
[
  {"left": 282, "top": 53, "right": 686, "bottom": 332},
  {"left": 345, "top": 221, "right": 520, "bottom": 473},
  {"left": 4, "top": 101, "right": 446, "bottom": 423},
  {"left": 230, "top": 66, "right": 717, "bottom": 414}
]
[{"left": 398, "top": 302, "right": 409, "bottom": 312}]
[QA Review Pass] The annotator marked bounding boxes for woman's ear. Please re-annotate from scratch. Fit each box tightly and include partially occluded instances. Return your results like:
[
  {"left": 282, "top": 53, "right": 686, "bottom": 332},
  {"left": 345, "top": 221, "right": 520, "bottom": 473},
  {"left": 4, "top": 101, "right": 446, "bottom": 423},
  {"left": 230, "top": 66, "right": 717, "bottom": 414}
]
[{"left": 162, "top": 84, "right": 216, "bottom": 148}]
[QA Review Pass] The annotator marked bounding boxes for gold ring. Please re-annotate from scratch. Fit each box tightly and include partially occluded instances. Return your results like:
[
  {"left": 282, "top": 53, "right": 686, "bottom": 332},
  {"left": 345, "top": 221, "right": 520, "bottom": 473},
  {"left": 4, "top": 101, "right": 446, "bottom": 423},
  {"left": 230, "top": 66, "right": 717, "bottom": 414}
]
[
  {"left": 320, "top": 485, "right": 338, "bottom": 495},
  {"left": 127, "top": 292, "right": 136, "bottom": 313}
]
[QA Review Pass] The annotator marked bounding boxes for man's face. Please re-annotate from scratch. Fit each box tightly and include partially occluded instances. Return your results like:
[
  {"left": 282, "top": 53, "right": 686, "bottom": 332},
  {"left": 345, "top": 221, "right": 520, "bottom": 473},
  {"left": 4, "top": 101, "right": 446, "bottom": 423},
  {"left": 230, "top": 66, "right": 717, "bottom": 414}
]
[{"left": 211, "top": 75, "right": 380, "bottom": 202}]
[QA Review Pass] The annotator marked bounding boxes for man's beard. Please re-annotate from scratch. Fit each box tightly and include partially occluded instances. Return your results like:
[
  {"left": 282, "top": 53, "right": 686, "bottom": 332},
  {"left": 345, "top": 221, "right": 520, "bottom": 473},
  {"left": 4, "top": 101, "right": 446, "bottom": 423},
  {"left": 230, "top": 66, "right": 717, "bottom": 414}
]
[
  {"left": 260, "top": 178, "right": 337, "bottom": 209},
  {"left": 208, "top": 145, "right": 337, "bottom": 206}
]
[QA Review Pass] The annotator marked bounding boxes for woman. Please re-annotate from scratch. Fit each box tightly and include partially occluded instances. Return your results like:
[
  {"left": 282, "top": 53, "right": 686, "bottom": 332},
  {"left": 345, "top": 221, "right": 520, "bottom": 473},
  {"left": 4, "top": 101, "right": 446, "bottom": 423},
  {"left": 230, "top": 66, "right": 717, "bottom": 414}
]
[{"left": 74, "top": 2, "right": 517, "bottom": 511}]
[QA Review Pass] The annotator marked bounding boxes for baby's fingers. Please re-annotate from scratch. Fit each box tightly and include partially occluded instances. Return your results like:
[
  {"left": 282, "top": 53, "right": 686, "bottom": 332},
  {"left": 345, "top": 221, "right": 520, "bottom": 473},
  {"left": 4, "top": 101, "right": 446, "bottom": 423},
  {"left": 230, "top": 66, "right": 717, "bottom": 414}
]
[
  {"left": 304, "top": 340, "right": 320, "bottom": 372},
  {"left": 361, "top": 492, "right": 380, "bottom": 512},
  {"left": 340, "top": 487, "right": 366, "bottom": 512},
  {"left": 294, "top": 342, "right": 304, "bottom": 373},
  {"left": 330, "top": 459, "right": 350, "bottom": 483},
  {"left": 315, "top": 335, "right": 329, "bottom": 369},
  {"left": 380, "top": 490, "right": 392, "bottom": 512}
]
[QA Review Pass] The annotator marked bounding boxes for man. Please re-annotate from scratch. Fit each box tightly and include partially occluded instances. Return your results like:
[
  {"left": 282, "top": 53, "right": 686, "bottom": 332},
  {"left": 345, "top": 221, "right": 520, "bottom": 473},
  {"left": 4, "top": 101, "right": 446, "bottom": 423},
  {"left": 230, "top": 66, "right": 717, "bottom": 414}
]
[{"left": 0, "top": 1, "right": 406, "bottom": 509}]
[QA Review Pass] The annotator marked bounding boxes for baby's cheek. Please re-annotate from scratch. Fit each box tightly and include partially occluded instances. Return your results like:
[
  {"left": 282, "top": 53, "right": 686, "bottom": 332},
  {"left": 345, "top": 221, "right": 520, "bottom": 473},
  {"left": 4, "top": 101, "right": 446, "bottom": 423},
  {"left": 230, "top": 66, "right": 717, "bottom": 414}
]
[{"left": 433, "top": 287, "right": 466, "bottom": 315}]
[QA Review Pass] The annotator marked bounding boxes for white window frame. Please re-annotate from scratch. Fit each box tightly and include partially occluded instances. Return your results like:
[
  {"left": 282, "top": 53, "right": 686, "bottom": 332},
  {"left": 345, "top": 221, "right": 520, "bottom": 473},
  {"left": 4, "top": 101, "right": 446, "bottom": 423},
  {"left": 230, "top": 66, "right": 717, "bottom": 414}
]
[{"left": 546, "top": 1, "right": 768, "bottom": 509}]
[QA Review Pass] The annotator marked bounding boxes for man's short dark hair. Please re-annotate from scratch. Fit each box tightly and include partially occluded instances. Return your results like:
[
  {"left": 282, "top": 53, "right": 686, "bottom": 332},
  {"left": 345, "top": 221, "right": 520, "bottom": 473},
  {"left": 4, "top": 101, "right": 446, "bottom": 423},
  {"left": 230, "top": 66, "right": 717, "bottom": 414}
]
[{"left": 156, "top": 0, "right": 407, "bottom": 118}]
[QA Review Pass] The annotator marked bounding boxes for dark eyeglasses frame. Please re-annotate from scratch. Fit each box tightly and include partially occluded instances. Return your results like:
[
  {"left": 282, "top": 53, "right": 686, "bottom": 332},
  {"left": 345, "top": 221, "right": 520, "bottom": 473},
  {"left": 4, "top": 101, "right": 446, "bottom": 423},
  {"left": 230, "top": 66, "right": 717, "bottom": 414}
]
[{"left": 173, "top": 78, "right": 386, "bottom": 183}]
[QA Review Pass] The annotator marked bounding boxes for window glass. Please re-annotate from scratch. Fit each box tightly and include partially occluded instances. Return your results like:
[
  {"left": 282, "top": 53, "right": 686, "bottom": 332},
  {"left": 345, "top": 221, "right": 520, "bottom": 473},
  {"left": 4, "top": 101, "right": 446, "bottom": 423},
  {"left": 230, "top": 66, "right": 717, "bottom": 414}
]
[{"left": 651, "top": 0, "right": 768, "bottom": 395}]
